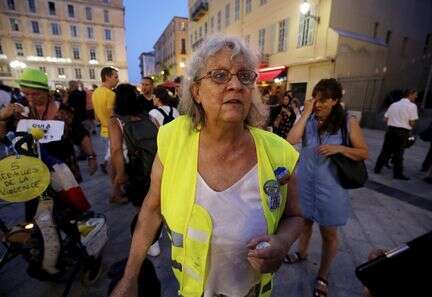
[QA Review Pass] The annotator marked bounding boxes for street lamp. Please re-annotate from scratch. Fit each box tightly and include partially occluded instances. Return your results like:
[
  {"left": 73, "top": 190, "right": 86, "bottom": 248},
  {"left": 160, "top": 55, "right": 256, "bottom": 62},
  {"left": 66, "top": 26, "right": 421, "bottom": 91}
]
[{"left": 299, "top": 0, "right": 320, "bottom": 23}]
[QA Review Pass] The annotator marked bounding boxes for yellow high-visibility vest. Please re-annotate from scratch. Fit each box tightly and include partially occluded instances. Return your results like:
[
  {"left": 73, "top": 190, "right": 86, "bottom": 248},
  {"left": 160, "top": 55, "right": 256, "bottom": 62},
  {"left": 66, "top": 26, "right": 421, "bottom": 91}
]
[{"left": 158, "top": 116, "right": 299, "bottom": 297}]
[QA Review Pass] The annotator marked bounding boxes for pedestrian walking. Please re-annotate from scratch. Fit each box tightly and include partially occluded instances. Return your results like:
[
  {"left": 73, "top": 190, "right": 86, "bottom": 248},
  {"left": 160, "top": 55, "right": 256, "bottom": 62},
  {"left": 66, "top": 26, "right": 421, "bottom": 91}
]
[
  {"left": 374, "top": 89, "right": 419, "bottom": 180},
  {"left": 137, "top": 77, "right": 155, "bottom": 113},
  {"left": 286, "top": 78, "right": 369, "bottom": 297},
  {"left": 110, "top": 36, "right": 303, "bottom": 297},
  {"left": 92, "top": 66, "right": 124, "bottom": 203},
  {"left": 149, "top": 86, "right": 180, "bottom": 126}
]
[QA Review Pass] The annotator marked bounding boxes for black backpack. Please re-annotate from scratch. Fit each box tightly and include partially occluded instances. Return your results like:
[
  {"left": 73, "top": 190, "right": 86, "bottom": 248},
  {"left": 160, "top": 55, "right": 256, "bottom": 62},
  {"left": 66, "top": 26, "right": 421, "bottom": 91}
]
[
  {"left": 118, "top": 114, "right": 158, "bottom": 206},
  {"left": 155, "top": 107, "right": 175, "bottom": 125}
]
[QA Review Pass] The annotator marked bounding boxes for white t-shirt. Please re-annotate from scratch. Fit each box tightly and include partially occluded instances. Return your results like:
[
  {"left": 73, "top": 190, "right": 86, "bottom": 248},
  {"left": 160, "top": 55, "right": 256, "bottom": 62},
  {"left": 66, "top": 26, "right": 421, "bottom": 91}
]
[
  {"left": 196, "top": 165, "right": 267, "bottom": 297},
  {"left": 149, "top": 105, "right": 179, "bottom": 126},
  {"left": 384, "top": 98, "right": 418, "bottom": 130}
]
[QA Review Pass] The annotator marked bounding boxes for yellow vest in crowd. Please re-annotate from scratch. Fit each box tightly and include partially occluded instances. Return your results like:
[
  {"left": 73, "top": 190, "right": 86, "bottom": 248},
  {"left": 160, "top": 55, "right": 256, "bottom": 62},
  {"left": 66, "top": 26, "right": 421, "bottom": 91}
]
[{"left": 158, "top": 116, "right": 299, "bottom": 297}]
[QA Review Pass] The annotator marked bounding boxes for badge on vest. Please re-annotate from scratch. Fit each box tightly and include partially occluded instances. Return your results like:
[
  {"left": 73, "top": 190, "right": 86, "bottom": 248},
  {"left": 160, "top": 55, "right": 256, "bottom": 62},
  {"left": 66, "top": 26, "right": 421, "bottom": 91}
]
[
  {"left": 274, "top": 167, "right": 289, "bottom": 184},
  {"left": 264, "top": 180, "right": 280, "bottom": 211}
]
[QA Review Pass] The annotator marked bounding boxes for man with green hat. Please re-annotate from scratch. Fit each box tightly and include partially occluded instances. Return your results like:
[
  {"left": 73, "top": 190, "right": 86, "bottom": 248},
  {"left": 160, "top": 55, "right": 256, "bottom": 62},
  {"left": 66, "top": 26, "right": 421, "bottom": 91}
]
[{"left": 0, "top": 68, "right": 97, "bottom": 183}]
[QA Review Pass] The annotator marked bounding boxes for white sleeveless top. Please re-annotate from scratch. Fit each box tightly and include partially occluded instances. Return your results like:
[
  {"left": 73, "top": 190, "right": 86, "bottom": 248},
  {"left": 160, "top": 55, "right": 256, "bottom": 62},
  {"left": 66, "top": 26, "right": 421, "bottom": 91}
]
[{"left": 196, "top": 165, "right": 267, "bottom": 297}]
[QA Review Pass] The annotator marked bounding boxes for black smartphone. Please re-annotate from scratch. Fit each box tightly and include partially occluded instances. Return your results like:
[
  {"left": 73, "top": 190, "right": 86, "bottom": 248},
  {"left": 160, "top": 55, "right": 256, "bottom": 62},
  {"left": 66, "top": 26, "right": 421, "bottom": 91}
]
[{"left": 355, "top": 231, "right": 432, "bottom": 297}]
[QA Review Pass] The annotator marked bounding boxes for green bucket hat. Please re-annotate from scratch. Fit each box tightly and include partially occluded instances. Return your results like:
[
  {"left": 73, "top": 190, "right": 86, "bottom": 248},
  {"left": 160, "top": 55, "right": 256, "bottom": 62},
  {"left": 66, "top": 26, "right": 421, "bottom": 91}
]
[{"left": 17, "top": 68, "right": 49, "bottom": 90}]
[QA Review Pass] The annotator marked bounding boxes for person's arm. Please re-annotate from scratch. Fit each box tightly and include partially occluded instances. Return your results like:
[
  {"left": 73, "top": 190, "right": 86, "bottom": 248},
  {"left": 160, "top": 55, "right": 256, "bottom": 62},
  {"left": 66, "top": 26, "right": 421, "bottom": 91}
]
[
  {"left": 317, "top": 117, "right": 369, "bottom": 161},
  {"left": 247, "top": 174, "right": 304, "bottom": 273},
  {"left": 286, "top": 99, "right": 315, "bottom": 144},
  {"left": 110, "top": 156, "right": 163, "bottom": 297},
  {"left": 80, "top": 135, "right": 97, "bottom": 175},
  {"left": 109, "top": 118, "right": 127, "bottom": 184}
]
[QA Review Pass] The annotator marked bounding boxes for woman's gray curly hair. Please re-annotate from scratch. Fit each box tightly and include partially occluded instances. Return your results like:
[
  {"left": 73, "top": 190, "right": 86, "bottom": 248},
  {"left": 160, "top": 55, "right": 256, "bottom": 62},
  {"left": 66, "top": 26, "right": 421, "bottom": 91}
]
[{"left": 179, "top": 35, "right": 267, "bottom": 129}]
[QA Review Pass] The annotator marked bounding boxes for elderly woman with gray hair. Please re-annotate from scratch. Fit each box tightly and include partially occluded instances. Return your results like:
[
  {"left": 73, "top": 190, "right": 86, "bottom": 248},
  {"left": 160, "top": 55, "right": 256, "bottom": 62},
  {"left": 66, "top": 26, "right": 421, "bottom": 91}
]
[{"left": 111, "top": 36, "right": 303, "bottom": 297}]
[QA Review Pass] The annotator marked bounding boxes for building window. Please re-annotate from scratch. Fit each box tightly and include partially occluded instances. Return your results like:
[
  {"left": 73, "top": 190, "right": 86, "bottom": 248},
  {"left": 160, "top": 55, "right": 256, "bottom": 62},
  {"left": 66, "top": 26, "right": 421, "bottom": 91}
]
[
  {"left": 246, "top": 0, "right": 252, "bottom": 14},
  {"left": 199, "top": 26, "right": 202, "bottom": 38},
  {"left": 298, "top": 12, "right": 316, "bottom": 47},
  {"left": 70, "top": 25, "right": 78, "bottom": 37},
  {"left": 245, "top": 34, "right": 250, "bottom": 46},
  {"left": 85, "top": 7, "right": 92, "bottom": 20},
  {"left": 51, "top": 23, "right": 61, "bottom": 35},
  {"left": 373, "top": 22, "right": 379, "bottom": 39},
  {"left": 89, "top": 68, "right": 95, "bottom": 80},
  {"left": 217, "top": 10, "right": 222, "bottom": 31},
  {"left": 58, "top": 68, "right": 64, "bottom": 76},
  {"left": 204, "top": 22, "right": 208, "bottom": 36},
  {"left": 87, "top": 27, "right": 94, "bottom": 39},
  {"left": 401, "top": 37, "right": 408, "bottom": 56},
  {"left": 90, "top": 48, "right": 97, "bottom": 60},
  {"left": 75, "top": 68, "right": 82, "bottom": 79},
  {"left": 106, "top": 48, "right": 113, "bottom": 62},
  {"left": 7, "top": 0, "right": 15, "bottom": 10},
  {"left": 278, "top": 19, "right": 288, "bottom": 52},
  {"left": 48, "top": 1, "right": 56, "bottom": 15},
  {"left": 104, "top": 9, "right": 110, "bottom": 22},
  {"left": 258, "top": 28, "right": 265, "bottom": 53},
  {"left": 260, "top": 0, "right": 267, "bottom": 6},
  {"left": 180, "top": 21, "right": 187, "bottom": 31},
  {"left": 27, "top": 0, "right": 36, "bottom": 13},
  {"left": 68, "top": 4, "right": 75, "bottom": 18},
  {"left": 0, "top": 42, "right": 3, "bottom": 54},
  {"left": 39, "top": 66, "right": 46, "bottom": 73},
  {"left": 54, "top": 46, "right": 62, "bottom": 58},
  {"left": 424, "top": 33, "right": 431, "bottom": 54},
  {"left": 225, "top": 4, "right": 230, "bottom": 27},
  {"left": 10, "top": 18, "right": 19, "bottom": 31},
  {"left": 385, "top": 30, "right": 392, "bottom": 45},
  {"left": 73, "top": 47, "right": 80, "bottom": 59},
  {"left": 235, "top": 0, "right": 240, "bottom": 21},
  {"left": 104, "top": 29, "right": 112, "bottom": 40},
  {"left": 210, "top": 16, "right": 214, "bottom": 33},
  {"left": 31, "top": 21, "right": 40, "bottom": 34},
  {"left": 181, "top": 38, "right": 186, "bottom": 54},
  {"left": 15, "top": 42, "right": 24, "bottom": 56}
]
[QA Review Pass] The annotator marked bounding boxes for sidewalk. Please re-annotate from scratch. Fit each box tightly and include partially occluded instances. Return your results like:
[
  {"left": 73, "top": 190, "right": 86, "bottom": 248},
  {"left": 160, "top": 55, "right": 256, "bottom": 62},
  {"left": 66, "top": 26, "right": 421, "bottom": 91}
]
[{"left": 0, "top": 129, "right": 431, "bottom": 297}]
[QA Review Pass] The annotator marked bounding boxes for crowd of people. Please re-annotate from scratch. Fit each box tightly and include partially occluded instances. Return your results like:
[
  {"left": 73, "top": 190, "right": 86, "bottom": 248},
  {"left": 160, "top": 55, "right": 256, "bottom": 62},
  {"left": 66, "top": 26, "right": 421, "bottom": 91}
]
[{"left": 0, "top": 35, "right": 431, "bottom": 297}]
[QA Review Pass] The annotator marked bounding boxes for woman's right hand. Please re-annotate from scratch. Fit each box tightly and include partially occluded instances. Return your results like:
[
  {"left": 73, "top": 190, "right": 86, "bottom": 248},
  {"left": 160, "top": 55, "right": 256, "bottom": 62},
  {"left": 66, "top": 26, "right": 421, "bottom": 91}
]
[
  {"left": 110, "top": 277, "right": 138, "bottom": 297},
  {"left": 302, "top": 98, "right": 315, "bottom": 116}
]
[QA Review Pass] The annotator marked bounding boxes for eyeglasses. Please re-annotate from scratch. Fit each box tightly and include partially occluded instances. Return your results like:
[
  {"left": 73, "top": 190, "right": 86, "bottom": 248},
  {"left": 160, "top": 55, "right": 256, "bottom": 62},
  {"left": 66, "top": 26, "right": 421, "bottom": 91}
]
[{"left": 195, "top": 69, "right": 258, "bottom": 86}]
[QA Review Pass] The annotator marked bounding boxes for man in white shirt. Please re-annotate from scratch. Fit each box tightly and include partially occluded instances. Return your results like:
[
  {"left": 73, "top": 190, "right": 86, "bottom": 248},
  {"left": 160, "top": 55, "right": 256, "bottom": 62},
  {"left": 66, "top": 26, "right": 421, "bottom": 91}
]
[{"left": 374, "top": 89, "right": 419, "bottom": 180}]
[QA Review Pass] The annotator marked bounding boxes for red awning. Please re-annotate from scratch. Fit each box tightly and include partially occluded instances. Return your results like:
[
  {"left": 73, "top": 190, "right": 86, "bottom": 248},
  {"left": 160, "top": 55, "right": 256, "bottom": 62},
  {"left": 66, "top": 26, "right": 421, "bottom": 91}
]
[
  {"left": 158, "top": 81, "right": 176, "bottom": 88},
  {"left": 258, "top": 66, "right": 286, "bottom": 82}
]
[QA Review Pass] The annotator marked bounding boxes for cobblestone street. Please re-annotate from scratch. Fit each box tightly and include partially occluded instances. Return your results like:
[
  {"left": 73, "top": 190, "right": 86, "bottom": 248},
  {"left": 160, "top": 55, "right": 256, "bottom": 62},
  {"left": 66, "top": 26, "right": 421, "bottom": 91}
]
[{"left": 1, "top": 128, "right": 431, "bottom": 297}]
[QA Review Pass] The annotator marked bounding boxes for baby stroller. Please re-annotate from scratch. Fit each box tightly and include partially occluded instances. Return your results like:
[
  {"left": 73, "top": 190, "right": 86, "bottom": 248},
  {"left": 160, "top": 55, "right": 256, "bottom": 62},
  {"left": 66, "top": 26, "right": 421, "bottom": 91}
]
[{"left": 0, "top": 128, "right": 108, "bottom": 297}]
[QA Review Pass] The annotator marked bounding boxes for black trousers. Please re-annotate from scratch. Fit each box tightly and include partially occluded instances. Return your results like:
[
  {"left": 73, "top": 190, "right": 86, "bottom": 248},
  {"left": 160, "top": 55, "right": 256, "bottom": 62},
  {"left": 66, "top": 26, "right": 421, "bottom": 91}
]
[
  {"left": 375, "top": 126, "right": 409, "bottom": 177},
  {"left": 422, "top": 143, "right": 432, "bottom": 171}
]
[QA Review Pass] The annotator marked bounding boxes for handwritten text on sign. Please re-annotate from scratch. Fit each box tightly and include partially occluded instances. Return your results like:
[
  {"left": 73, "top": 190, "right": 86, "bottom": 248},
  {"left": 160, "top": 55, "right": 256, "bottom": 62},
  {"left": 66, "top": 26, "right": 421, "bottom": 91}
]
[
  {"left": 0, "top": 156, "right": 50, "bottom": 202},
  {"left": 17, "top": 120, "right": 64, "bottom": 143}
]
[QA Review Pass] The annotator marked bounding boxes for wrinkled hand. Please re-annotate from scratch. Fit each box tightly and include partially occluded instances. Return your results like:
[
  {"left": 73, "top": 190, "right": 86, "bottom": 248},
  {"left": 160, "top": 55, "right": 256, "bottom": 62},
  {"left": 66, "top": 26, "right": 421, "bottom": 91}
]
[
  {"left": 110, "top": 277, "right": 138, "bottom": 297},
  {"left": 88, "top": 158, "right": 97, "bottom": 175},
  {"left": 303, "top": 98, "right": 315, "bottom": 115},
  {"left": 317, "top": 144, "right": 345, "bottom": 157},
  {"left": 247, "top": 235, "right": 286, "bottom": 274}
]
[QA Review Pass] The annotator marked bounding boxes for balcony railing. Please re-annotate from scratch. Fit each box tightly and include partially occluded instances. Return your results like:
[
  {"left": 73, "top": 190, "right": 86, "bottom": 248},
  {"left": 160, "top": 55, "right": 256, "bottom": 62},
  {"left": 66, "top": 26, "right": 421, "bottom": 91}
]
[{"left": 190, "top": 0, "right": 208, "bottom": 22}]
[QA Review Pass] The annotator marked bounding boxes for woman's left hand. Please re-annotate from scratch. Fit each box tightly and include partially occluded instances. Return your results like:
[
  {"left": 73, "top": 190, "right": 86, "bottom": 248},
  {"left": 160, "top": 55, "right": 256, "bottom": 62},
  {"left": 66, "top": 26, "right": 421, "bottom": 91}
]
[
  {"left": 317, "top": 144, "right": 345, "bottom": 156},
  {"left": 246, "top": 235, "right": 286, "bottom": 273},
  {"left": 88, "top": 158, "right": 97, "bottom": 175}
]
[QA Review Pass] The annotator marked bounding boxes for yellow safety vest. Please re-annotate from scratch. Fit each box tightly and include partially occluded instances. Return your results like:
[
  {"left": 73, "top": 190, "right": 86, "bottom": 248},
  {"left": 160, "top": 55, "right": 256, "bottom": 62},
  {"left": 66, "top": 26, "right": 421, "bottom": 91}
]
[{"left": 158, "top": 116, "right": 299, "bottom": 297}]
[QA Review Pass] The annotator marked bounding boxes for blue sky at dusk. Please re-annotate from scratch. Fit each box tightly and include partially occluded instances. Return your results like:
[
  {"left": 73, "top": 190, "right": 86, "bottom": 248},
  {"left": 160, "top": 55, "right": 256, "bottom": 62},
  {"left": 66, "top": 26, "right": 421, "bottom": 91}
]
[{"left": 124, "top": 0, "right": 188, "bottom": 84}]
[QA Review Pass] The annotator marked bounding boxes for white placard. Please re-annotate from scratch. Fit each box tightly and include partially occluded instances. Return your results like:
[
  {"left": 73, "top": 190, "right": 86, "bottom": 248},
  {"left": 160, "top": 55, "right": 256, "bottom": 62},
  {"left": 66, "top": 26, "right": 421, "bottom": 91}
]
[{"left": 16, "top": 120, "right": 65, "bottom": 143}]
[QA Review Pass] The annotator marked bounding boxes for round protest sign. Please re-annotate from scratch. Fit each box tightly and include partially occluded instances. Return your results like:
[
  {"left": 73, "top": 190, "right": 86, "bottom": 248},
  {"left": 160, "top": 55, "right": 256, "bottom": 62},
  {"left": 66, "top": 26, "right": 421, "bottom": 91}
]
[{"left": 0, "top": 156, "right": 50, "bottom": 202}]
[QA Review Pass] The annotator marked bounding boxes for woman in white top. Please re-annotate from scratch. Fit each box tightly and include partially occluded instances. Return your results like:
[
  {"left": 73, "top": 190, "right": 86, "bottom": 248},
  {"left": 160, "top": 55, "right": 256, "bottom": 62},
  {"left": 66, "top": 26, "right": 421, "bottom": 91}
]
[
  {"left": 111, "top": 36, "right": 303, "bottom": 297},
  {"left": 149, "top": 86, "right": 179, "bottom": 126}
]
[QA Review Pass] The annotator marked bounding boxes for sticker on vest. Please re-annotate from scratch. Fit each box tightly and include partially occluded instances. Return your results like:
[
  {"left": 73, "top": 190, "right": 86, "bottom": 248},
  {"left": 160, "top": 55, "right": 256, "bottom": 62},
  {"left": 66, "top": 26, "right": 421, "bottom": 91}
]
[
  {"left": 263, "top": 179, "right": 280, "bottom": 211},
  {"left": 274, "top": 166, "right": 290, "bottom": 185}
]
